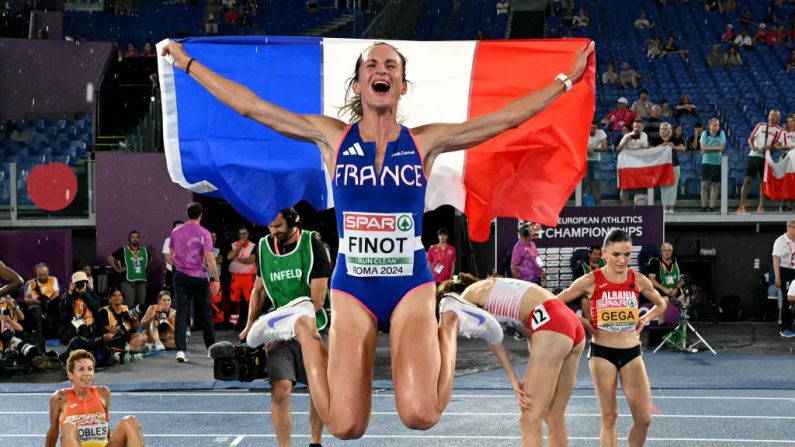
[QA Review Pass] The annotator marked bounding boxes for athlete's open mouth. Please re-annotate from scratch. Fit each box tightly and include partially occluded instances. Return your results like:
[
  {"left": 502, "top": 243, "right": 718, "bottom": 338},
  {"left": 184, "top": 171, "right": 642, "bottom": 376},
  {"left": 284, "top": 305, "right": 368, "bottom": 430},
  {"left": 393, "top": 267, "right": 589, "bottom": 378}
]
[{"left": 372, "top": 81, "right": 390, "bottom": 92}]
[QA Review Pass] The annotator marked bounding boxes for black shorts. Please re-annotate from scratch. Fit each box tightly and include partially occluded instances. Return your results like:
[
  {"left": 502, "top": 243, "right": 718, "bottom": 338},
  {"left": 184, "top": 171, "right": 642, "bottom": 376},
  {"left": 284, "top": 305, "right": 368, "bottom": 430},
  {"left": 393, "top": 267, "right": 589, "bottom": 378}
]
[
  {"left": 588, "top": 343, "right": 642, "bottom": 370},
  {"left": 701, "top": 164, "right": 721, "bottom": 183},
  {"left": 744, "top": 156, "right": 765, "bottom": 179},
  {"left": 267, "top": 339, "right": 308, "bottom": 385}
]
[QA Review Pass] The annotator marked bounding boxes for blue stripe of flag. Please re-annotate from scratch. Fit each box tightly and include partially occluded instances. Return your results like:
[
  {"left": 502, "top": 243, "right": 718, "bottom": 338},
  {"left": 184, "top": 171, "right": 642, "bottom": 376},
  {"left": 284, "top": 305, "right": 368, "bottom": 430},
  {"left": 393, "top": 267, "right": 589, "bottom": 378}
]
[{"left": 173, "top": 36, "right": 329, "bottom": 224}]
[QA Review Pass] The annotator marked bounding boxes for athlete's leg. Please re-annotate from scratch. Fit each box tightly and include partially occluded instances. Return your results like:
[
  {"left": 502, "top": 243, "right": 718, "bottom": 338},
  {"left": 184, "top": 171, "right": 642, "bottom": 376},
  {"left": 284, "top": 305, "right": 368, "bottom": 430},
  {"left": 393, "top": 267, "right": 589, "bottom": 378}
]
[
  {"left": 293, "top": 291, "right": 377, "bottom": 439},
  {"left": 545, "top": 339, "right": 585, "bottom": 447},
  {"left": 618, "top": 357, "right": 653, "bottom": 447},
  {"left": 270, "top": 379, "right": 293, "bottom": 447},
  {"left": 107, "top": 415, "right": 145, "bottom": 447},
  {"left": 59, "top": 422, "right": 81, "bottom": 447},
  {"left": 518, "top": 331, "right": 573, "bottom": 447},
  {"left": 308, "top": 394, "right": 323, "bottom": 445},
  {"left": 389, "top": 283, "right": 456, "bottom": 429},
  {"left": 589, "top": 356, "right": 620, "bottom": 447}
]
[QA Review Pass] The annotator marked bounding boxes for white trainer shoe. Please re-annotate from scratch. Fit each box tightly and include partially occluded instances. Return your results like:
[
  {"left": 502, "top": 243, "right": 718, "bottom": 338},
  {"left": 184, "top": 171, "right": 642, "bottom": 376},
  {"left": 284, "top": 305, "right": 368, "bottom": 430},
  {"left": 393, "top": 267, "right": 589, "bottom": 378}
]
[
  {"left": 246, "top": 297, "right": 315, "bottom": 347},
  {"left": 154, "top": 341, "right": 166, "bottom": 351},
  {"left": 176, "top": 350, "right": 187, "bottom": 363},
  {"left": 440, "top": 293, "right": 503, "bottom": 344}
]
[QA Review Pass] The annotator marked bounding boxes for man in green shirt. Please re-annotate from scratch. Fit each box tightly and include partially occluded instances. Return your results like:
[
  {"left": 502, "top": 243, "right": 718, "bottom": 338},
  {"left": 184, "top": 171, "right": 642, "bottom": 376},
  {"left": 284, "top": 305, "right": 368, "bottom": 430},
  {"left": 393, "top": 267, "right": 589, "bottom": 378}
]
[
  {"left": 240, "top": 209, "right": 328, "bottom": 447},
  {"left": 108, "top": 231, "right": 149, "bottom": 309}
]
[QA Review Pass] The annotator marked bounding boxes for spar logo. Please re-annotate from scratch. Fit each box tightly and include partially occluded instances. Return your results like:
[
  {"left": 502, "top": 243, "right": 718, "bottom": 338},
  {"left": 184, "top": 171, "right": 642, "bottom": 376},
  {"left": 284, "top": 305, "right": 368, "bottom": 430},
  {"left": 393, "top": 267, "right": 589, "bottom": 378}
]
[{"left": 345, "top": 213, "right": 413, "bottom": 232}]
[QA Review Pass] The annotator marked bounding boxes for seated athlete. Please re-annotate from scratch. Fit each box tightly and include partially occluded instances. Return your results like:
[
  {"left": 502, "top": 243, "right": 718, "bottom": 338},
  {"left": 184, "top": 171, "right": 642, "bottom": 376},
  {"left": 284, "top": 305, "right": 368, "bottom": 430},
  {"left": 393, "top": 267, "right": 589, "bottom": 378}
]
[
  {"left": 45, "top": 349, "right": 145, "bottom": 447},
  {"left": 139, "top": 290, "right": 177, "bottom": 351},
  {"left": 439, "top": 274, "right": 585, "bottom": 447},
  {"left": 558, "top": 229, "right": 667, "bottom": 447}
]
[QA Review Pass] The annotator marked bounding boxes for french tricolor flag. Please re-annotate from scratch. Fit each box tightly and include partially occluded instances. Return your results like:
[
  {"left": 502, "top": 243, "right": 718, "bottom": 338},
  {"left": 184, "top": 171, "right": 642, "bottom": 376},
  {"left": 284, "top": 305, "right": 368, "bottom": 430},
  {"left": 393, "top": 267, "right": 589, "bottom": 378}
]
[
  {"left": 763, "top": 151, "right": 795, "bottom": 200},
  {"left": 617, "top": 146, "right": 675, "bottom": 190},
  {"left": 157, "top": 37, "right": 595, "bottom": 241}
]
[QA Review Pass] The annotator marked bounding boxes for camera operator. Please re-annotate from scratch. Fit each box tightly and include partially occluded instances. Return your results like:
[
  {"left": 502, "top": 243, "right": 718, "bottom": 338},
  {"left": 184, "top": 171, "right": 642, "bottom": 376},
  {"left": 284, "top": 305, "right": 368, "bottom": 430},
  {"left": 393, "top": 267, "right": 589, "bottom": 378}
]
[
  {"left": 140, "top": 290, "right": 177, "bottom": 351},
  {"left": 57, "top": 272, "right": 102, "bottom": 346},
  {"left": 239, "top": 208, "right": 329, "bottom": 447},
  {"left": 0, "top": 294, "right": 36, "bottom": 360},
  {"left": 99, "top": 289, "right": 147, "bottom": 361}
]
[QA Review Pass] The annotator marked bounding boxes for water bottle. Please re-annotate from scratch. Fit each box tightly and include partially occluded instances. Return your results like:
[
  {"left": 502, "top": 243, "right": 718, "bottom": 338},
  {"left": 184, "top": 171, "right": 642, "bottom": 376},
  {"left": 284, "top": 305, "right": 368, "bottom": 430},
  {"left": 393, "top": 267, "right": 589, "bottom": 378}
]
[{"left": 186, "top": 327, "right": 192, "bottom": 344}]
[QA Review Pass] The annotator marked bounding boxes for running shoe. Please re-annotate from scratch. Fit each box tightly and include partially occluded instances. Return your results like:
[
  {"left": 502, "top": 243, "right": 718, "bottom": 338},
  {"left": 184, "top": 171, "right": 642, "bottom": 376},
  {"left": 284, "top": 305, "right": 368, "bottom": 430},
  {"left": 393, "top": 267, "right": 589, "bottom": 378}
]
[
  {"left": 779, "top": 330, "right": 795, "bottom": 338},
  {"left": 154, "top": 341, "right": 166, "bottom": 351},
  {"left": 440, "top": 293, "right": 503, "bottom": 344},
  {"left": 246, "top": 297, "right": 315, "bottom": 347},
  {"left": 176, "top": 350, "right": 187, "bottom": 363}
]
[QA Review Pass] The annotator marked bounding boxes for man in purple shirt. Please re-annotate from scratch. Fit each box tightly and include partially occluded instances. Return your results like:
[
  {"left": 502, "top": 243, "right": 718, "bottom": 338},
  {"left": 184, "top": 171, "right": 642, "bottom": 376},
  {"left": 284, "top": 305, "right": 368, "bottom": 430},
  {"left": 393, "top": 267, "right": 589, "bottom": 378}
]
[
  {"left": 510, "top": 224, "right": 546, "bottom": 286},
  {"left": 169, "top": 202, "right": 221, "bottom": 363}
]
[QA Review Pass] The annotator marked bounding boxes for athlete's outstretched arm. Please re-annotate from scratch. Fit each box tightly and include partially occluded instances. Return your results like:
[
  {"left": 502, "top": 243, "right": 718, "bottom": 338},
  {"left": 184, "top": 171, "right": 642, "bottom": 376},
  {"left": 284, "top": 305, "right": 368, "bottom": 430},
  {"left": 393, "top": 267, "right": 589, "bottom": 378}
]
[
  {"left": 415, "top": 41, "right": 594, "bottom": 157},
  {"left": 161, "top": 42, "right": 346, "bottom": 153}
]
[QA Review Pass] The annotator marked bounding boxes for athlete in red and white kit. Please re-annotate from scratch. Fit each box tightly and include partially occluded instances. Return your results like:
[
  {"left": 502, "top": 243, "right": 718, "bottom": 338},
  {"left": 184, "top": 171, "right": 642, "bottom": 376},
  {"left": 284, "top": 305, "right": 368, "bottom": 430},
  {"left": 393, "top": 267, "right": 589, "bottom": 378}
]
[{"left": 558, "top": 229, "right": 667, "bottom": 447}]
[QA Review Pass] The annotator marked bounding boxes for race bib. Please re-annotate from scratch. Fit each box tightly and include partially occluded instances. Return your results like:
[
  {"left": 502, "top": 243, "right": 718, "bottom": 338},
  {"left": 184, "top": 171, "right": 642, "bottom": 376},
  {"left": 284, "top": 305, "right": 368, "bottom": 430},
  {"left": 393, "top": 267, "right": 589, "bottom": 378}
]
[
  {"left": 530, "top": 303, "right": 551, "bottom": 330},
  {"left": 595, "top": 294, "right": 639, "bottom": 333},
  {"left": 63, "top": 413, "right": 109, "bottom": 447},
  {"left": 341, "top": 212, "right": 415, "bottom": 277}
]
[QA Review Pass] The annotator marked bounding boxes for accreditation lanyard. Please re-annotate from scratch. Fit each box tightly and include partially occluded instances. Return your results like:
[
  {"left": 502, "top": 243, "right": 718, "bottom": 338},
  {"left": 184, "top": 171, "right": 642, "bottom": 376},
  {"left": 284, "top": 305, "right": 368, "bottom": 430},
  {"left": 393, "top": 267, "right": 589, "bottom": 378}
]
[{"left": 274, "top": 231, "right": 301, "bottom": 256}]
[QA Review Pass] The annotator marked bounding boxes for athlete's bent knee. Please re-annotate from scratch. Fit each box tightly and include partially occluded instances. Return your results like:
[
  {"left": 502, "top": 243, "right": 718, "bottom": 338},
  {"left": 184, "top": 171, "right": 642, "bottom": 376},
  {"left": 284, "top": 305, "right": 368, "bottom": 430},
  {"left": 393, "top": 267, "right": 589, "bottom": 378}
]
[
  {"left": 633, "top": 413, "right": 652, "bottom": 430},
  {"left": 270, "top": 381, "right": 292, "bottom": 406},
  {"left": 327, "top": 420, "right": 368, "bottom": 440},
  {"left": 399, "top": 408, "right": 440, "bottom": 431},
  {"left": 602, "top": 411, "right": 619, "bottom": 429},
  {"left": 120, "top": 415, "right": 141, "bottom": 430}
]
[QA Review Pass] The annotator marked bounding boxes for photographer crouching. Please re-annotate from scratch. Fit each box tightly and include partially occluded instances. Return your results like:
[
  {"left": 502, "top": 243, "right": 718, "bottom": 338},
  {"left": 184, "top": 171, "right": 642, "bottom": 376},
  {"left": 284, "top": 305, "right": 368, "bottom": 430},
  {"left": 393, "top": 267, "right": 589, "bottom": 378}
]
[
  {"left": 140, "top": 290, "right": 177, "bottom": 351},
  {"left": 0, "top": 294, "right": 42, "bottom": 367},
  {"left": 237, "top": 208, "right": 330, "bottom": 447},
  {"left": 99, "top": 289, "right": 148, "bottom": 362}
]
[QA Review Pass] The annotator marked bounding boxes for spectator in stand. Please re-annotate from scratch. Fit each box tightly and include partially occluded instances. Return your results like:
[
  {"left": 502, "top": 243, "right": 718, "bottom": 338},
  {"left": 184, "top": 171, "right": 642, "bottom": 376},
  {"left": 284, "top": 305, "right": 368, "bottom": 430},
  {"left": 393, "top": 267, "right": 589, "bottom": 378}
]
[
  {"left": 725, "top": 45, "right": 743, "bottom": 66},
  {"left": 659, "top": 123, "right": 684, "bottom": 213},
  {"left": 781, "top": 114, "right": 795, "bottom": 211},
  {"left": 634, "top": 10, "right": 655, "bottom": 30},
  {"left": 616, "top": 123, "right": 633, "bottom": 148},
  {"left": 699, "top": 118, "right": 726, "bottom": 212},
  {"left": 703, "top": 0, "right": 722, "bottom": 13},
  {"left": 647, "top": 36, "right": 663, "bottom": 61},
  {"left": 631, "top": 89, "right": 654, "bottom": 118},
  {"left": 141, "top": 43, "right": 155, "bottom": 57},
  {"left": 23, "top": 263, "right": 60, "bottom": 345},
  {"left": 602, "top": 63, "right": 618, "bottom": 85},
  {"left": 572, "top": 8, "right": 588, "bottom": 27},
  {"left": 427, "top": 228, "right": 457, "bottom": 285},
  {"left": 644, "top": 105, "right": 663, "bottom": 145},
  {"left": 224, "top": 7, "right": 237, "bottom": 25},
  {"left": 619, "top": 61, "right": 642, "bottom": 89},
  {"left": 205, "top": 1, "right": 220, "bottom": 35},
  {"left": 687, "top": 123, "right": 703, "bottom": 152},
  {"left": 586, "top": 122, "right": 608, "bottom": 205},
  {"left": 57, "top": 271, "right": 102, "bottom": 346},
  {"left": 738, "top": 109, "right": 786, "bottom": 214},
  {"left": 754, "top": 23, "right": 770, "bottom": 45},
  {"left": 672, "top": 125, "right": 686, "bottom": 147},
  {"left": 602, "top": 97, "right": 638, "bottom": 132},
  {"left": 140, "top": 290, "right": 177, "bottom": 351},
  {"left": 768, "top": 25, "right": 785, "bottom": 46},
  {"left": 661, "top": 36, "right": 689, "bottom": 62},
  {"left": 734, "top": 27, "right": 754, "bottom": 50},
  {"left": 707, "top": 44, "right": 725, "bottom": 67},
  {"left": 124, "top": 43, "right": 139, "bottom": 58},
  {"left": 773, "top": 220, "right": 795, "bottom": 337},
  {"left": 659, "top": 99, "right": 673, "bottom": 119},
  {"left": 737, "top": 8, "right": 756, "bottom": 28},
  {"left": 674, "top": 94, "right": 697, "bottom": 119},
  {"left": 786, "top": 49, "right": 795, "bottom": 73},
  {"left": 617, "top": 120, "right": 650, "bottom": 205},
  {"left": 721, "top": 24, "right": 736, "bottom": 43}
]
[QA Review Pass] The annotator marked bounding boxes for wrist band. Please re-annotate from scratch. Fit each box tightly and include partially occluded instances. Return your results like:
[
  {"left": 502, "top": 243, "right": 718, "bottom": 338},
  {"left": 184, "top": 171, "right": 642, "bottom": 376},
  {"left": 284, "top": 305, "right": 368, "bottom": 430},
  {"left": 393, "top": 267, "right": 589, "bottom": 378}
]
[
  {"left": 186, "top": 58, "right": 196, "bottom": 75},
  {"left": 555, "top": 73, "right": 572, "bottom": 92}
]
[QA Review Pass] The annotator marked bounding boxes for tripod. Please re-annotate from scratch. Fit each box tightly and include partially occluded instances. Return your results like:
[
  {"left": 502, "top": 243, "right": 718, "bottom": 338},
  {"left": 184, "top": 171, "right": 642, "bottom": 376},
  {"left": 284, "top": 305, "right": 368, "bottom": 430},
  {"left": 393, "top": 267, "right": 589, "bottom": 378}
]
[{"left": 653, "top": 299, "right": 717, "bottom": 355}]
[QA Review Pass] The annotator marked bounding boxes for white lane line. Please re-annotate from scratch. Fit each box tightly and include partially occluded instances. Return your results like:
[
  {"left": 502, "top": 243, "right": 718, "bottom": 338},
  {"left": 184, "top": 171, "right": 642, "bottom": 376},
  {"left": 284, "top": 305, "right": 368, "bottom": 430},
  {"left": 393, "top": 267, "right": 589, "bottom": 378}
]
[
  {"left": 3, "top": 434, "right": 795, "bottom": 443},
  {"left": 2, "top": 411, "right": 795, "bottom": 420},
  {"left": 228, "top": 435, "right": 245, "bottom": 446},
  {"left": 4, "top": 392, "right": 795, "bottom": 401}
]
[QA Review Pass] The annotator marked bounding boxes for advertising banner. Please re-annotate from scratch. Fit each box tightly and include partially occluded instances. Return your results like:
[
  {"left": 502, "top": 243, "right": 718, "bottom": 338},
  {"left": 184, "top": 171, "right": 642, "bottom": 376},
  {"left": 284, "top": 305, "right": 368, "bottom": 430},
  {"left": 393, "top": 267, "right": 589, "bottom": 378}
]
[{"left": 496, "top": 206, "right": 664, "bottom": 289}]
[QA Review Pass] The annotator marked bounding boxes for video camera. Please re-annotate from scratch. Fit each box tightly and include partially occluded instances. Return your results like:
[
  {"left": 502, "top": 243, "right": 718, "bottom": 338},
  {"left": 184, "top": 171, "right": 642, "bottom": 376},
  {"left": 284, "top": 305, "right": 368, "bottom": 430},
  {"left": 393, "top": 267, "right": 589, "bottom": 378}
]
[{"left": 209, "top": 341, "right": 268, "bottom": 382}]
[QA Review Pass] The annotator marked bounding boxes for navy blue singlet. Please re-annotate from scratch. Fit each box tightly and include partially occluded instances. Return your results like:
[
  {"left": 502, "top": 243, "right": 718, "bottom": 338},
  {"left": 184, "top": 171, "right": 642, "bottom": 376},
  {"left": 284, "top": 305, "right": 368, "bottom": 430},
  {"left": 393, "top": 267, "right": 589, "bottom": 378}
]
[{"left": 330, "top": 122, "right": 435, "bottom": 330}]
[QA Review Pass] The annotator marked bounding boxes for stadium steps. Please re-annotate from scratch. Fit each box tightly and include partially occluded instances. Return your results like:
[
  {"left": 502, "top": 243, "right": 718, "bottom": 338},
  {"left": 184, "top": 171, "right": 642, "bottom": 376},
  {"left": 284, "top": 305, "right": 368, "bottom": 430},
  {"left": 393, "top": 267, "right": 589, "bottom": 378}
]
[{"left": 300, "top": 14, "right": 355, "bottom": 37}]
